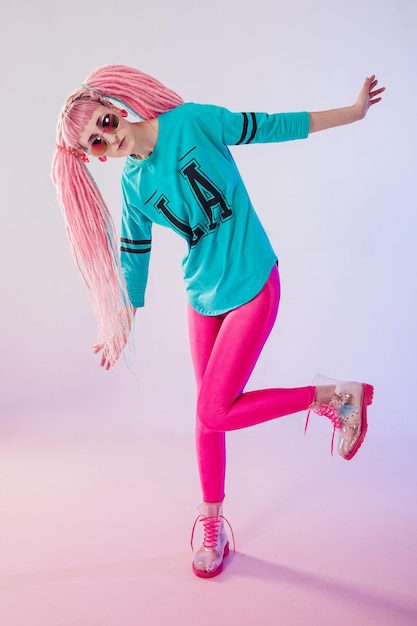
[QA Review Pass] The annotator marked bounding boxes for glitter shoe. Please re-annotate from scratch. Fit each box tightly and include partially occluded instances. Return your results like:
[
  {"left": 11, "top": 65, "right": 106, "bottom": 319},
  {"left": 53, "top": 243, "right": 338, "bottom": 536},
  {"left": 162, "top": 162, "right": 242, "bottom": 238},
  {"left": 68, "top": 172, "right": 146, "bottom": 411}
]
[
  {"left": 306, "top": 375, "right": 374, "bottom": 460},
  {"left": 191, "top": 503, "right": 234, "bottom": 578}
]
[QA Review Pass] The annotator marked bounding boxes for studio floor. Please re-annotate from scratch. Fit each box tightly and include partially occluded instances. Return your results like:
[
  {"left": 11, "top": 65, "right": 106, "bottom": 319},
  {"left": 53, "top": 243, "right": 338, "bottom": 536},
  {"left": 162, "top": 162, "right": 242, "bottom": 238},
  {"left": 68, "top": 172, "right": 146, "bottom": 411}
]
[{"left": 0, "top": 414, "right": 416, "bottom": 626}]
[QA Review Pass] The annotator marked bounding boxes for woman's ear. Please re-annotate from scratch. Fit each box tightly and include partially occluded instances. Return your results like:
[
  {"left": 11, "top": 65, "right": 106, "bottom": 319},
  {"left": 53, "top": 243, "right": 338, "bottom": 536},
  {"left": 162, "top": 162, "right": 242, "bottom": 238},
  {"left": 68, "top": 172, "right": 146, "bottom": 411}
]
[{"left": 108, "top": 102, "right": 128, "bottom": 118}]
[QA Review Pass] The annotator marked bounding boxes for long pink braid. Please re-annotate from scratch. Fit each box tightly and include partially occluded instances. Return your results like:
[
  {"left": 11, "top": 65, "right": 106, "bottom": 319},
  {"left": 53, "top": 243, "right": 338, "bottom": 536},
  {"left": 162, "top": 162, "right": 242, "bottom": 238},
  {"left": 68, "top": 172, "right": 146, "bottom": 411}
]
[{"left": 51, "top": 65, "right": 184, "bottom": 364}]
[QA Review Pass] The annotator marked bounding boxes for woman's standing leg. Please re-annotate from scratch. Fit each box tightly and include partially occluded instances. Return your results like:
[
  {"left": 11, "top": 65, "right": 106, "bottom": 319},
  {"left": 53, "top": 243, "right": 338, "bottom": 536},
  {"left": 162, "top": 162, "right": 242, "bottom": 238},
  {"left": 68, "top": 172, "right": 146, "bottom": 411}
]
[
  {"left": 187, "top": 307, "right": 230, "bottom": 577},
  {"left": 187, "top": 308, "right": 226, "bottom": 504}
]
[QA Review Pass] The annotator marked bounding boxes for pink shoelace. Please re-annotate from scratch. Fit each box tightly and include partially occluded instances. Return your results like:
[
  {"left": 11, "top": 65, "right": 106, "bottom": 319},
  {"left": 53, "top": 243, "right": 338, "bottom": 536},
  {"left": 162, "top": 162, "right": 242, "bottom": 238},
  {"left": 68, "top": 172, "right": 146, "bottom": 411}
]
[
  {"left": 305, "top": 404, "right": 343, "bottom": 455},
  {"left": 191, "top": 514, "right": 236, "bottom": 552}
]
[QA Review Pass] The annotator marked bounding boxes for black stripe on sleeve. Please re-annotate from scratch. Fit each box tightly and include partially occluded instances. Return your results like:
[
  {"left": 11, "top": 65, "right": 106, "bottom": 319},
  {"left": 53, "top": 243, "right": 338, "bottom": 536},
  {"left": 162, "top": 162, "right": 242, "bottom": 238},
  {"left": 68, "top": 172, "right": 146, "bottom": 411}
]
[
  {"left": 245, "top": 113, "right": 258, "bottom": 144},
  {"left": 236, "top": 113, "right": 249, "bottom": 145},
  {"left": 120, "top": 246, "right": 151, "bottom": 254},
  {"left": 121, "top": 238, "right": 151, "bottom": 245}
]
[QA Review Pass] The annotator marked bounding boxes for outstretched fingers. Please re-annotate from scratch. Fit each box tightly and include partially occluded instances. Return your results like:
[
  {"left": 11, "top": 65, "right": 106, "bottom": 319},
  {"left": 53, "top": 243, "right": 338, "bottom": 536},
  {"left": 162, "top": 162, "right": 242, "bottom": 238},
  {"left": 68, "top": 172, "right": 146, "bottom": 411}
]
[
  {"left": 369, "top": 87, "right": 385, "bottom": 105},
  {"left": 367, "top": 75, "right": 385, "bottom": 106}
]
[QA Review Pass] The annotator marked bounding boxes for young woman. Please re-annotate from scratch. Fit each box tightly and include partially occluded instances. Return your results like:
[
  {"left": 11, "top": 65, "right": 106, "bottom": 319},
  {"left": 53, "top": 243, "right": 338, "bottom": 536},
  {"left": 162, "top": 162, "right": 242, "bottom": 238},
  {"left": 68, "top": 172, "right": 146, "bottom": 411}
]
[{"left": 52, "top": 64, "right": 384, "bottom": 578}]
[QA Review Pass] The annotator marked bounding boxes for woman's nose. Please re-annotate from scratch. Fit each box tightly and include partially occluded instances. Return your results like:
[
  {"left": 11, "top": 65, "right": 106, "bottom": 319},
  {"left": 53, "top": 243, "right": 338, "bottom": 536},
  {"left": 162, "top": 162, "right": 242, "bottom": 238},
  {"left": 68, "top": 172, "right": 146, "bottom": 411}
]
[{"left": 102, "top": 132, "right": 119, "bottom": 145}]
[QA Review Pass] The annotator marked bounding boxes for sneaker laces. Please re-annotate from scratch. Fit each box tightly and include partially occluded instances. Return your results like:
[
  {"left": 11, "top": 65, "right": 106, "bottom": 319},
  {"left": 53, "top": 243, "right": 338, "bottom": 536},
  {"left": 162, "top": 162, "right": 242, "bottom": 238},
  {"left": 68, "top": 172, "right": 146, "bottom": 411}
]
[
  {"left": 191, "top": 514, "right": 236, "bottom": 552},
  {"left": 305, "top": 403, "right": 343, "bottom": 455}
]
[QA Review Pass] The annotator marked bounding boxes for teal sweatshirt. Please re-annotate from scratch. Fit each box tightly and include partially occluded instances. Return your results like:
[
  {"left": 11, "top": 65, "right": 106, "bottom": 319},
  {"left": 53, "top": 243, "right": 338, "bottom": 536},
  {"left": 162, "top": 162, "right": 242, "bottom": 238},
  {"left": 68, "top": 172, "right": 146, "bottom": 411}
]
[{"left": 120, "top": 103, "right": 310, "bottom": 314}]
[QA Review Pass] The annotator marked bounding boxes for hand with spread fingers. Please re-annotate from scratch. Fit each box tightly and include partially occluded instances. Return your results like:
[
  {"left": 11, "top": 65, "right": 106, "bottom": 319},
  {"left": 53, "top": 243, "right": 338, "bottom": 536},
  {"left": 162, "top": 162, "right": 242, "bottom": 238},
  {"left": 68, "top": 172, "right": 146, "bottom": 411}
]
[
  {"left": 354, "top": 74, "right": 385, "bottom": 120},
  {"left": 309, "top": 73, "right": 385, "bottom": 132}
]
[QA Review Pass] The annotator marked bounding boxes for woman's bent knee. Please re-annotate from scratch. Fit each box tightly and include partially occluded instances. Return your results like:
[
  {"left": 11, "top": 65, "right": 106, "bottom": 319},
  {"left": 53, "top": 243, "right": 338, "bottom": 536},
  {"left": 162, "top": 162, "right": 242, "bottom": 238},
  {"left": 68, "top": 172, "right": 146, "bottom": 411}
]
[{"left": 197, "top": 394, "right": 229, "bottom": 432}]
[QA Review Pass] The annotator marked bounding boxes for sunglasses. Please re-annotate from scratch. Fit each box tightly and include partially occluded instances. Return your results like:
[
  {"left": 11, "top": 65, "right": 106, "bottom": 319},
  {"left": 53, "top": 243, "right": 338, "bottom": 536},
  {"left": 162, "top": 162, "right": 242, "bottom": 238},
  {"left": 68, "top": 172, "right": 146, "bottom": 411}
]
[{"left": 88, "top": 112, "right": 120, "bottom": 156}]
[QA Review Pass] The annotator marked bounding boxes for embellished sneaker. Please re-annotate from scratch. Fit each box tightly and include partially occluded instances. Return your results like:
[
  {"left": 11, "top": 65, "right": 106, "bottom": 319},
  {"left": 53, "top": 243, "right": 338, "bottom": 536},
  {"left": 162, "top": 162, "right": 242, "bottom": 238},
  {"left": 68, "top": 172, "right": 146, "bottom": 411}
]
[
  {"left": 191, "top": 503, "right": 235, "bottom": 578},
  {"left": 306, "top": 376, "right": 374, "bottom": 460}
]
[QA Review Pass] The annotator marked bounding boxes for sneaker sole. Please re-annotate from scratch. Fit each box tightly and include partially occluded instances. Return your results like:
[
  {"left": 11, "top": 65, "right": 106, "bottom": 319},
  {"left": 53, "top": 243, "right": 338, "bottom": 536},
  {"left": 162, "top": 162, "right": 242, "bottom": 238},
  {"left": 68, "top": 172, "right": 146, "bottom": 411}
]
[
  {"left": 192, "top": 541, "right": 230, "bottom": 578},
  {"left": 343, "top": 383, "right": 374, "bottom": 461}
]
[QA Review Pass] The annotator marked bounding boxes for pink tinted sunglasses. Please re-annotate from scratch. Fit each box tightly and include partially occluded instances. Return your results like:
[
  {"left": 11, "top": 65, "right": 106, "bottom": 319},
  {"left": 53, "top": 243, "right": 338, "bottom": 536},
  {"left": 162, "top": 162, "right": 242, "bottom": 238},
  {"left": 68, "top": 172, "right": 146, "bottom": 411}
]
[{"left": 88, "top": 112, "right": 120, "bottom": 156}]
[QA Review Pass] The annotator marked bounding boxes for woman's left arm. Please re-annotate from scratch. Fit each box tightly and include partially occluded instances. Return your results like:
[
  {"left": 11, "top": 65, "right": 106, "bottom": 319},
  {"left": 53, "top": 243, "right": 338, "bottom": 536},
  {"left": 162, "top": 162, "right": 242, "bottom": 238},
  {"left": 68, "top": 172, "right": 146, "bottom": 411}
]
[{"left": 309, "top": 75, "right": 385, "bottom": 133}]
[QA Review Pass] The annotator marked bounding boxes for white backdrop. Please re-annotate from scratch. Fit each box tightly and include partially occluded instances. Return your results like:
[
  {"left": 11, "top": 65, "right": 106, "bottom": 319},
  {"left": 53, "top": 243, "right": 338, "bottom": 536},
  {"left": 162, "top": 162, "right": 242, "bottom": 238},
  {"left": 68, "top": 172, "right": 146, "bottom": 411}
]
[{"left": 1, "top": 0, "right": 415, "bottom": 444}]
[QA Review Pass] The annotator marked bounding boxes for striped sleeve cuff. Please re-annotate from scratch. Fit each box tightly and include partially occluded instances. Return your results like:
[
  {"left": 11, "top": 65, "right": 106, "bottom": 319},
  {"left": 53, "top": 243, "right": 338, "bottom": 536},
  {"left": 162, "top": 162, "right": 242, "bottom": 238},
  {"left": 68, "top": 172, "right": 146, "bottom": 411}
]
[{"left": 120, "top": 238, "right": 152, "bottom": 254}]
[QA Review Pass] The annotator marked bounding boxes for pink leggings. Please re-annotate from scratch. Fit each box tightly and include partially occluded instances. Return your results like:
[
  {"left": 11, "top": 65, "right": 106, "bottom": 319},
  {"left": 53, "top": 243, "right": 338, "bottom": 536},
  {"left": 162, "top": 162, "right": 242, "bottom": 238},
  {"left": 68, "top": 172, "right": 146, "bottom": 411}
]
[{"left": 187, "top": 265, "right": 315, "bottom": 503}]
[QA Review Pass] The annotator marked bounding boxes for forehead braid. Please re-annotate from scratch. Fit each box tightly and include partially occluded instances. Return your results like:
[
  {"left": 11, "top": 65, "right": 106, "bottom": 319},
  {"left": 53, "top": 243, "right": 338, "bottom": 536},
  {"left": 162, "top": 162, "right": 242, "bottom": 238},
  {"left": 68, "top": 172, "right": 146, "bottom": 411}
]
[{"left": 60, "top": 92, "right": 106, "bottom": 148}]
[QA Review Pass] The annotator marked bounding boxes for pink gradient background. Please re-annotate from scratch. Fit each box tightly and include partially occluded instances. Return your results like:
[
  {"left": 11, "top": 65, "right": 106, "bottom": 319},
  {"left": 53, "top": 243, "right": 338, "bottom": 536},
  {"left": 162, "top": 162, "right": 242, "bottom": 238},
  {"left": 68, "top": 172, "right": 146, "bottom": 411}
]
[{"left": 1, "top": 0, "right": 416, "bottom": 624}]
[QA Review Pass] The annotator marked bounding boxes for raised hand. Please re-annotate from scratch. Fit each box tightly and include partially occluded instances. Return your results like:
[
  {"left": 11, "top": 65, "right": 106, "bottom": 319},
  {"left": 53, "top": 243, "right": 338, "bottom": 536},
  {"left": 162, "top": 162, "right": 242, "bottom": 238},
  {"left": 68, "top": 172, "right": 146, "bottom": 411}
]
[
  {"left": 309, "top": 74, "right": 385, "bottom": 133},
  {"left": 354, "top": 74, "right": 385, "bottom": 120}
]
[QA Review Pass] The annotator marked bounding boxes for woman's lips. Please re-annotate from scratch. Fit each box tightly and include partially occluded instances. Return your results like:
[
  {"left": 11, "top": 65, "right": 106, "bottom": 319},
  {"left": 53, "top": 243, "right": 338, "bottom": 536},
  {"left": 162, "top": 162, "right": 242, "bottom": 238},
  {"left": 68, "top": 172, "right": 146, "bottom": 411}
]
[{"left": 118, "top": 137, "right": 125, "bottom": 151}]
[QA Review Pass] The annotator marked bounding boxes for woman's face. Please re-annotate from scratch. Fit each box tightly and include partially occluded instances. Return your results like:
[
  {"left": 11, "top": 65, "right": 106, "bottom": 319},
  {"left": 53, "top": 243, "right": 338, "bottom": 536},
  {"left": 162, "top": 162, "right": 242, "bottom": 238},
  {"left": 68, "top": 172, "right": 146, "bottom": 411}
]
[{"left": 77, "top": 104, "right": 135, "bottom": 159}]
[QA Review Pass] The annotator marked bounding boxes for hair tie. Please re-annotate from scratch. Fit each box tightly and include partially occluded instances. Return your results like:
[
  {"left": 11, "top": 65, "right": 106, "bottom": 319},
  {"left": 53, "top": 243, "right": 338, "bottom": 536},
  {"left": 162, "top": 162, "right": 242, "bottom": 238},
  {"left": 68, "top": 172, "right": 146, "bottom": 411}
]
[
  {"left": 81, "top": 83, "right": 103, "bottom": 96},
  {"left": 56, "top": 144, "right": 89, "bottom": 163}
]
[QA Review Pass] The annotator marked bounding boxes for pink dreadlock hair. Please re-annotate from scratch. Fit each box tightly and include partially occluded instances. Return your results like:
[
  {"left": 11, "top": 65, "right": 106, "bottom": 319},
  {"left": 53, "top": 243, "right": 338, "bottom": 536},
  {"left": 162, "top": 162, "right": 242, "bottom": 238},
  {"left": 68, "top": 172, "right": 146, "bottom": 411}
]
[{"left": 51, "top": 65, "right": 184, "bottom": 365}]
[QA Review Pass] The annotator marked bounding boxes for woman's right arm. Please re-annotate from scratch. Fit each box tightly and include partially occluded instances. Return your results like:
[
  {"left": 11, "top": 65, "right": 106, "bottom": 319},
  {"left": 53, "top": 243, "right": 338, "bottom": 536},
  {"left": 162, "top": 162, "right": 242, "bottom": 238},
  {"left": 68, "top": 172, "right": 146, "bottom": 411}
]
[{"left": 92, "top": 191, "right": 151, "bottom": 370}]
